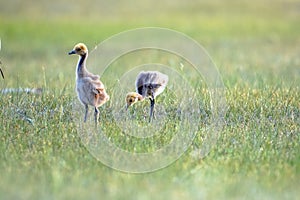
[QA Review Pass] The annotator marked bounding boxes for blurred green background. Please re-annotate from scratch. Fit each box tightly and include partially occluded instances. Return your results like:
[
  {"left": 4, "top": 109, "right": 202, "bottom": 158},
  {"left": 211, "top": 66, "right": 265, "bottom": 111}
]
[
  {"left": 0, "top": 0, "right": 299, "bottom": 88},
  {"left": 0, "top": 0, "right": 299, "bottom": 200}
]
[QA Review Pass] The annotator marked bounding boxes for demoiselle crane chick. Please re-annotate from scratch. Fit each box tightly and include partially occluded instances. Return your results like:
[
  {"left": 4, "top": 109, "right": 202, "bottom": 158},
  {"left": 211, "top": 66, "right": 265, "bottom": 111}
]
[
  {"left": 69, "top": 43, "right": 109, "bottom": 124},
  {"left": 126, "top": 71, "right": 168, "bottom": 122}
]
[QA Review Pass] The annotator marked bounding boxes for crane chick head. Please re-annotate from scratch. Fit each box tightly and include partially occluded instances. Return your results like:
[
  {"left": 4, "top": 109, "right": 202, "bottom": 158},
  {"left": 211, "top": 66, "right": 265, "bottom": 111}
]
[
  {"left": 125, "top": 92, "right": 144, "bottom": 109},
  {"left": 68, "top": 43, "right": 88, "bottom": 56}
]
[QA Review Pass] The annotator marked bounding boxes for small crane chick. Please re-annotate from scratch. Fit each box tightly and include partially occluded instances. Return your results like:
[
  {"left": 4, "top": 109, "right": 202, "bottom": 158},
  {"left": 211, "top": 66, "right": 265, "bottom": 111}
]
[
  {"left": 126, "top": 71, "right": 168, "bottom": 122},
  {"left": 69, "top": 43, "right": 109, "bottom": 125}
]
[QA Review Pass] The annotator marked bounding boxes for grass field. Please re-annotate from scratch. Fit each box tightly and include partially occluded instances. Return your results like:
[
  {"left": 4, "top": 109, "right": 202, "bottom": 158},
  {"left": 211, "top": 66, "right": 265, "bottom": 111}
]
[{"left": 0, "top": 0, "right": 299, "bottom": 199}]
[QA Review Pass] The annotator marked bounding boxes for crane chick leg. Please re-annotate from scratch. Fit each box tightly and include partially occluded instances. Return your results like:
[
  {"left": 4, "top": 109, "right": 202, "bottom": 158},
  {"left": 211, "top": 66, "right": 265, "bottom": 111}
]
[
  {"left": 149, "top": 98, "right": 155, "bottom": 123},
  {"left": 84, "top": 104, "right": 88, "bottom": 122},
  {"left": 94, "top": 107, "right": 99, "bottom": 125},
  {"left": 0, "top": 68, "right": 4, "bottom": 79}
]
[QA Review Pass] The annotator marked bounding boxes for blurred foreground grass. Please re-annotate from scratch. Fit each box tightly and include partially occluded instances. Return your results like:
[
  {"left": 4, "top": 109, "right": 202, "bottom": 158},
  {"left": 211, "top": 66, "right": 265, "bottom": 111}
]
[{"left": 0, "top": 0, "right": 299, "bottom": 199}]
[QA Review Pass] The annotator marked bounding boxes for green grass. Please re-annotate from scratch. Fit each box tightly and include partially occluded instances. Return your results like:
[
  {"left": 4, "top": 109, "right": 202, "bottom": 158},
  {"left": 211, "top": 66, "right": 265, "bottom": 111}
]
[{"left": 0, "top": 0, "right": 300, "bottom": 199}]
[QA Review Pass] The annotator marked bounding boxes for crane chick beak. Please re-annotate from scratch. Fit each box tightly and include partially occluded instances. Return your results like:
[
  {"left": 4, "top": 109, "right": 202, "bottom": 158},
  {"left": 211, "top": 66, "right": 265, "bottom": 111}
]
[{"left": 68, "top": 50, "right": 76, "bottom": 55}]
